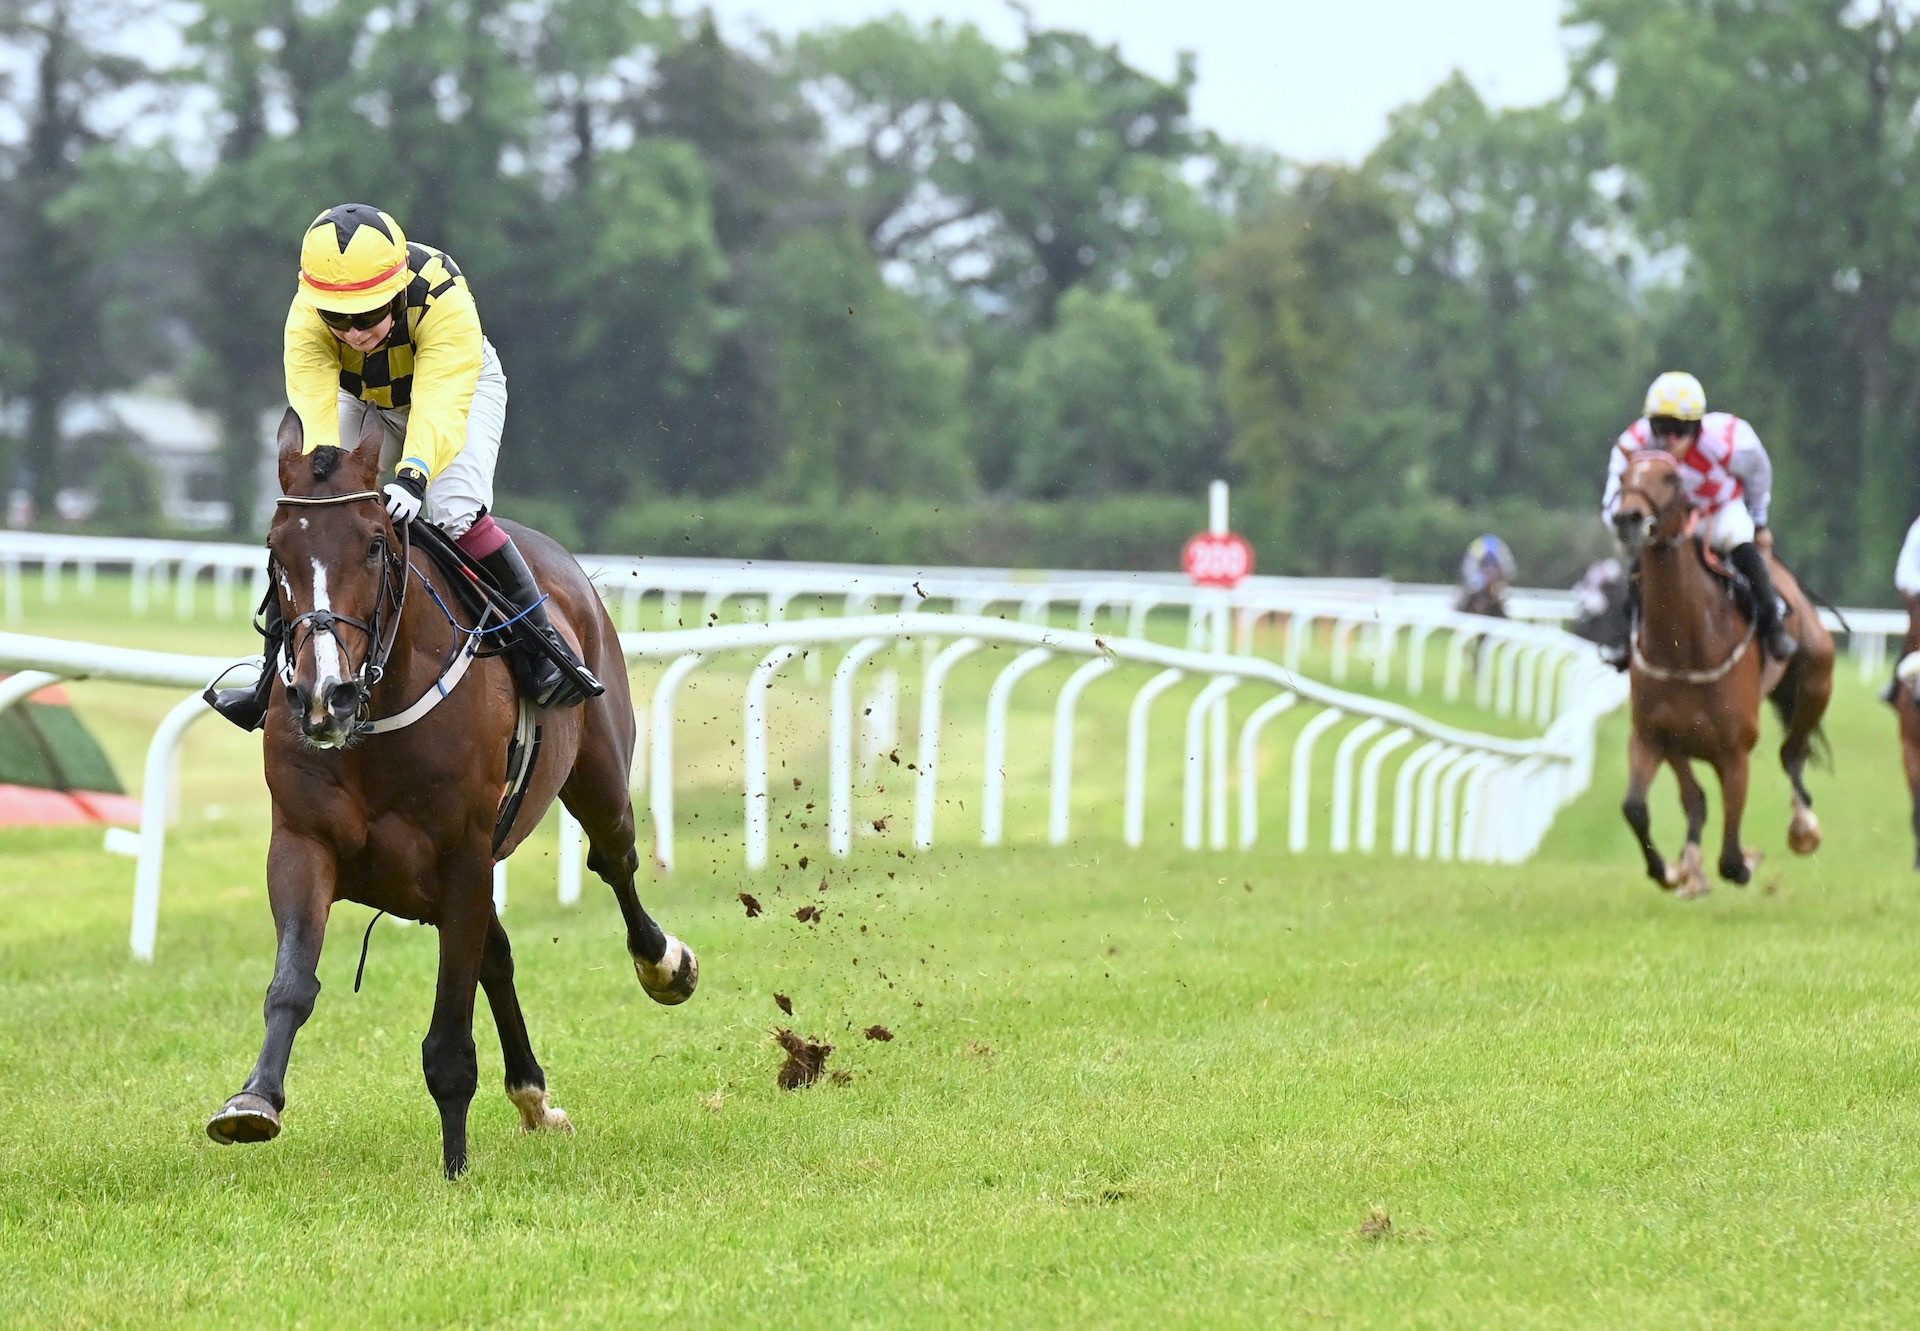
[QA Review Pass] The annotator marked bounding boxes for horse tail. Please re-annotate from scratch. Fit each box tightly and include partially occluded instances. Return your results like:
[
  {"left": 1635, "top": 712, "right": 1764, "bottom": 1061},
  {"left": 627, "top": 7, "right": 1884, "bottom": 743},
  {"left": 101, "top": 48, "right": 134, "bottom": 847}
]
[
  {"left": 1768, "top": 653, "right": 1833, "bottom": 772},
  {"left": 1799, "top": 582, "right": 1851, "bottom": 635}
]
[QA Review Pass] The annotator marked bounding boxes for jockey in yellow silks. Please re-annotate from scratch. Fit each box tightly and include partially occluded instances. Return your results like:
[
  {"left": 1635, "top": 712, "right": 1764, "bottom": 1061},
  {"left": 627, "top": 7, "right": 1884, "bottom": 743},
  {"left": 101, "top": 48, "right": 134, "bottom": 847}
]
[
  {"left": 1597, "top": 370, "right": 1797, "bottom": 670},
  {"left": 209, "top": 204, "right": 601, "bottom": 730}
]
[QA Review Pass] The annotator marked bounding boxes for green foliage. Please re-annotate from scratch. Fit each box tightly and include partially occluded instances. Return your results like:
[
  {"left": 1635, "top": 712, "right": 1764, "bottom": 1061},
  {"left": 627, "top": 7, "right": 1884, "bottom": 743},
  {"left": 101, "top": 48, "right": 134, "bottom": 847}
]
[
  {"left": 601, "top": 493, "right": 1202, "bottom": 570},
  {"left": 754, "top": 228, "right": 973, "bottom": 502},
  {"left": 988, "top": 287, "right": 1215, "bottom": 498},
  {"left": 85, "top": 438, "right": 156, "bottom": 530}
]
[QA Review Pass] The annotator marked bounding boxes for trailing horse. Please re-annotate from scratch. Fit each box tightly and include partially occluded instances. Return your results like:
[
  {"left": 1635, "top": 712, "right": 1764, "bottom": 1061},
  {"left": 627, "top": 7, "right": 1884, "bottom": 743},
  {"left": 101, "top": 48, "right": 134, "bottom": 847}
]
[
  {"left": 205, "top": 410, "right": 698, "bottom": 1177},
  {"left": 1894, "top": 594, "right": 1920, "bottom": 868},
  {"left": 1609, "top": 452, "right": 1834, "bottom": 898}
]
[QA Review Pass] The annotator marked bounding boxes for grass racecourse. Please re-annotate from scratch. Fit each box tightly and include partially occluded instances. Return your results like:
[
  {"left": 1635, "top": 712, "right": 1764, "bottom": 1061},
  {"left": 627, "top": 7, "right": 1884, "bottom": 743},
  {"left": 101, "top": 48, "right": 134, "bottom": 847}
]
[{"left": 6, "top": 578, "right": 1920, "bottom": 1329}]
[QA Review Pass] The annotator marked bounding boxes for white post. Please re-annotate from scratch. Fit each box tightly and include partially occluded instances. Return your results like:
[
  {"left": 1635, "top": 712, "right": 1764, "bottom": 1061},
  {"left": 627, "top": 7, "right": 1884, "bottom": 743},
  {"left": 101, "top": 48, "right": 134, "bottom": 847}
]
[
  {"left": 745, "top": 644, "right": 802, "bottom": 870},
  {"left": 1124, "top": 669, "right": 1186, "bottom": 848},
  {"left": 1050, "top": 657, "right": 1117, "bottom": 844},
  {"left": 1182, "top": 676, "right": 1239, "bottom": 850},
  {"left": 982, "top": 647, "right": 1053, "bottom": 846},
  {"left": 558, "top": 810, "right": 583, "bottom": 906},
  {"left": 829, "top": 637, "right": 889, "bottom": 857},
  {"left": 1236, "top": 692, "right": 1297, "bottom": 849},
  {"left": 1288, "top": 708, "right": 1346, "bottom": 852},
  {"left": 914, "top": 637, "right": 982, "bottom": 849},
  {"left": 647, "top": 653, "right": 704, "bottom": 873},
  {"left": 130, "top": 693, "right": 217, "bottom": 962}
]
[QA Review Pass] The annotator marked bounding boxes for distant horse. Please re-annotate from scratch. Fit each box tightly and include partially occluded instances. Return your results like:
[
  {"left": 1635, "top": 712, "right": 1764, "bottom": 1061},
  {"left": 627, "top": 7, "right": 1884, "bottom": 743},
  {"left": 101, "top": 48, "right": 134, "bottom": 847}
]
[
  {"left": 205, "top": 410, "right": 698, "bottom": 1178},
  {"left": 1453, "top": 582, "right": 1508, "bottom": 676},
  {"left": 1610, "top": 452, "right": 1834, "bottom": 897},
  {"left": 1895, "top": 594, "right": 1920, "bottom": 867}
]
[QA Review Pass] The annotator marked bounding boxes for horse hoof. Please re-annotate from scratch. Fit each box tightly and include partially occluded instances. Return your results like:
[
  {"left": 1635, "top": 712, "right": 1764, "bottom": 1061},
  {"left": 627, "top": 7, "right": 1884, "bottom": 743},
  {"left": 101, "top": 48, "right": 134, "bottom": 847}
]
[
  {"left": 635, "top": 934, "right": 699, "bottom": 1006},
  {"left": 206, "top": 1092, "right": 281, "bottom": 1145},
  {"left": 508, "top": 1086, "right": 574, "bottom": 1134},
  {"left": 1719, "top": 853, "right": 1758, "bottom": 886},
  {"left": 1787, "top": 813, "right": 1821, "bottom": 855}
]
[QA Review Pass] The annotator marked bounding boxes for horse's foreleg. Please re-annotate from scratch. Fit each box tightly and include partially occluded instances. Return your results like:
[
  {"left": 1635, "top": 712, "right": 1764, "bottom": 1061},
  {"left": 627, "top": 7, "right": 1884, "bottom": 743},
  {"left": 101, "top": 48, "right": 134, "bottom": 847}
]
[
  {"left": 423, "top": 873, "right": 490, "bottom": 1179},
  {"left": 1902, "top": 718, "right": 1920, "bottom": 870},
  {"left": 1623, "top": 731, "right": 1667, "bottom": 887},
  {"left": 207, "top": 832, "right": 334, "bottom": 1146},
  {"left": 561, "top": 750, "right": 698, "bottom": 1006},
  {"left": 1715, "top": 752, "right": 1758, "bottom": 885},
  {"left": 1667, "top": 758, "right": 1709, "bottom": 898},
  {"left": 479, "top": 913, "right": 571, "bottom": 1134}
]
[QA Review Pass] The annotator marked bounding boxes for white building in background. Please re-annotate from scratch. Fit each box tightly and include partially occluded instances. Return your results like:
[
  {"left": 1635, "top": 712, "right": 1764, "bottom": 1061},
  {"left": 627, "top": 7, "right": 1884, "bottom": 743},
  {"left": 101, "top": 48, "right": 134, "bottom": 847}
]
[{"left": 5, "top": 383, "right": 280, "bottom": 533}]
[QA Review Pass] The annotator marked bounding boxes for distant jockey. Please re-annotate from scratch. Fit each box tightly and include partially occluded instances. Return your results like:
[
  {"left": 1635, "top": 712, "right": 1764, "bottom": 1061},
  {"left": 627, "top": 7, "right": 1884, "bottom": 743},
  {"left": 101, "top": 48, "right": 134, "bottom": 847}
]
[
  {"left": 1455, "top": 533, "right": 1515, "bottom": 615},
  {"left": 1885, "top": 514, "right": 1920, "bottom": 703},
  {"left": 1598, "top": 371, "right": 1797, "bottom": 670}
]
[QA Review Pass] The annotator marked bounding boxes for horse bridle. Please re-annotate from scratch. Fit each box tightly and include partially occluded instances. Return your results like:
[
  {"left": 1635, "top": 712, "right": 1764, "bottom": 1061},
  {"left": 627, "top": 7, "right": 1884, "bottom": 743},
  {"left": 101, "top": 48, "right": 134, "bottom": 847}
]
[
  {"left": 272, "top": 490, "right": 410, "bottom": 710},
  {"left": 1617, "top": 453, "right": 1689, "bottom": 551}
]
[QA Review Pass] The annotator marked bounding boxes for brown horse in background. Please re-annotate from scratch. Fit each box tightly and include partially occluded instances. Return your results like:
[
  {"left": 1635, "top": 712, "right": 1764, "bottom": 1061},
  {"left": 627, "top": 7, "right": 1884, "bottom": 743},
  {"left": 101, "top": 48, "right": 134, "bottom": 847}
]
[
  {"left": 1610, "top": 452, "right": 1834, "bottom": 898},
  {"left": 1894, "top": 595, "right": 1920, "bottom": 866},
  {"left": 205, "top": 411, "right": 698, "bottom": 1177}
]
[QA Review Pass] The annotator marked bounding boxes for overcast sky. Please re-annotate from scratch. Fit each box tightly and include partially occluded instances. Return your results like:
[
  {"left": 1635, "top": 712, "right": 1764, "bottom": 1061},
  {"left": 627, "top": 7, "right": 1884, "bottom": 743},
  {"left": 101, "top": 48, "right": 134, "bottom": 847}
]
[{"left": 717, "top": 0, "right": 1573, "bottom": 163}]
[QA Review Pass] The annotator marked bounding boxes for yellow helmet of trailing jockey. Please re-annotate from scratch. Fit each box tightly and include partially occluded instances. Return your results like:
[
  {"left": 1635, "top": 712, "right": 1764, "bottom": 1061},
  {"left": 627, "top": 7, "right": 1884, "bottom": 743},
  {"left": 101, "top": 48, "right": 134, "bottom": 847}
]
[
  {"left": 1643, "top": 370, "right": 1706, "bottom": 423},
  {"left": 295, "top": 204, "right": 412, "bottom": 314}
]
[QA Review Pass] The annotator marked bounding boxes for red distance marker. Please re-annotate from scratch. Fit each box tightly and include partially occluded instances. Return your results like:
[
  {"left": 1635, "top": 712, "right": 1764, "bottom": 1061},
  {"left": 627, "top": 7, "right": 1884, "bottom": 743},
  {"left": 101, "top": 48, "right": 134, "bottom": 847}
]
[{"left": 1182, "top": 531, "right": 1254, "bottom": 588}]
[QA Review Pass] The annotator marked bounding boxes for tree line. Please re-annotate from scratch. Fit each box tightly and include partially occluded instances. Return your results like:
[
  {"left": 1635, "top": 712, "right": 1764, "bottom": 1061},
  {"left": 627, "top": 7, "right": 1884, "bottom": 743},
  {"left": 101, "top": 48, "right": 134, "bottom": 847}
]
[{"left": 4, "top": 0, "right": 1918, "bottom": 600}]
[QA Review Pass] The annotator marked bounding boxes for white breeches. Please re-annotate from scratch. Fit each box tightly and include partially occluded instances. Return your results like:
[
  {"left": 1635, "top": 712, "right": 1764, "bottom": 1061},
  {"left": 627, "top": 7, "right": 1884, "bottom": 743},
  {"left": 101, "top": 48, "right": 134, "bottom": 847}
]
[
  {"left": 338, "top": 337, "right": 507, "bottom": 540},
  {"left": 1699, "top": 500, "right": 1756, "bottom": 553}
]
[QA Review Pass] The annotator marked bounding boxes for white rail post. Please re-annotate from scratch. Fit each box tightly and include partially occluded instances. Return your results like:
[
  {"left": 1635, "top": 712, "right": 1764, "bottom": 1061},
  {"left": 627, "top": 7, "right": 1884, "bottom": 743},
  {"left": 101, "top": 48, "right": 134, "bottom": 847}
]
[
  {"left": 1392, "top": 741, "right": 1446, "bottom": 855},
  {"left": 1124, "top": 669, "right": 1186, "bottom": 848},
  {"left": 914, "top": 637, "right": 982, "bottom": 850},
  {"left": 0, "top": 669, "right": 61, "bottom": 719},
  {"left": 647, "top": 652, "right": 704, "bottom": 873},
  {"left": 829, "top": 636, "right": 889, "bottom": 857},
  {"left": 1329, "top": 717, "right": 1388, "bottom": 852},
  {"left": 982, "top": 647, "right": 1053, "bottom": 846},
  {"left": 1356, "top": 727, "right": 1415, "bottom": 852},
  {"left": 558, "top": 810, "right": 583, "bottom": 906},
  {"left": 1049, "top": 656, "right": 1116, "bottom": 844},
  {"left": 1288, "top": 708, "right": 1346, "bottom": 852},
  {"left": 1182, "top": 676, "right": 1239, "bottom": 850},
  {"left": 1415, "top": 746, "right": 1466, "bottom": 860},
  {"left": 744, "top": 645, "right": 802, "bottom": 870},
  {"left": 1236, "top": 692, "right": 1297, "bottom": 849},
  {"left": 130, "top": 693, "right": 217, "bottom": 962}
]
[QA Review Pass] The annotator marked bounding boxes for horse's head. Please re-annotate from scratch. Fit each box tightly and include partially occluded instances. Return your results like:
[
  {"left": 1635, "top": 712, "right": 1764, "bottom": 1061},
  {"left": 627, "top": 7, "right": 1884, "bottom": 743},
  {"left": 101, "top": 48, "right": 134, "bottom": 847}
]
[
  {"left": 1612, "top": 451, "right": 1688, "bottom": 557},
  {"left": 266, "top": 409, "right": 403, "bottom": 749}
]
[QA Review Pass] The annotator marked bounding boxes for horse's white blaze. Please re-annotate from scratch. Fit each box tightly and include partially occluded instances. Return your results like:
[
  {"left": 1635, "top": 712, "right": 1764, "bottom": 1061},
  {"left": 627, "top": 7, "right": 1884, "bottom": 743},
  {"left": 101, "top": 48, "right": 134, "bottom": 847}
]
[
  {"left": 508, "top": 1084, "right": 572, "bottom": 1133},
  {"left": 309, "top": 558, "right": 345, "bottom": 691}
]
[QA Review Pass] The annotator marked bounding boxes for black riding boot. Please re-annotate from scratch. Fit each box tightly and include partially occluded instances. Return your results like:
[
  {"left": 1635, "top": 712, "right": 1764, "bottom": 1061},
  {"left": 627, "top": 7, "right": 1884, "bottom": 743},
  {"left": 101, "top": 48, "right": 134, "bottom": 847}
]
[
  {"left": 206, "top": 596, "right": 286, "bottom": 731},
  {"left": 479, "top": 537, "right": 603, "bottom": 708},
  {"left": 1727, "top": 541, "right": 1798, "bottom": 661},
  {"left": 1599, "top": 563, "right": 1640, "bottom": 672}
]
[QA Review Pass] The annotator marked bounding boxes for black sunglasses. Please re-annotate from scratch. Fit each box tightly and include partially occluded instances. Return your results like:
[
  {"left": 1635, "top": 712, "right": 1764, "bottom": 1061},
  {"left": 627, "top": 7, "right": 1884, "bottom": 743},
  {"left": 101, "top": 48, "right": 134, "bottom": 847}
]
[
  {"left": 1649, "top": 417, "right": 1699, "bottom": 439},
  {"left": 317, "top": 303, "right": 395, "bottom": 332}
]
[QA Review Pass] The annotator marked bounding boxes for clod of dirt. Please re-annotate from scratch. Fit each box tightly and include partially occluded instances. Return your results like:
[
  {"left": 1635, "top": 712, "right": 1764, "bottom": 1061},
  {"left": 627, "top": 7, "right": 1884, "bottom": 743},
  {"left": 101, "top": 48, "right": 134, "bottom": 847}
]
[
  {"left": 739, "top": 892, "right": 763, "bottom": 918},
  {"left": 864, "top": 1025, "right": 894, "bottom": 1042},
  {"left": 872, "top": 816, "right": 891, "bottom": 831},
  {"left": 829, "top": 1069, "right": 854, "bottom": 1085},
  {"left": 1356, "top": 1209, "right": 1393, "bottom": 1240},
  {"left": 774, "top": 993, "right": 793, "bottom": 1015},
  {"left": 798, "top": 856, "right": 809, "bottom": 870},
  {"left": 795, "top": 905, "right": 821, "bottom": 924},
  {"left": 775, "top": 1029, "right": 834, "bottom": 1090},
  {"left": 964, "top": 1041, "right": 994, "bottom": 1059}
]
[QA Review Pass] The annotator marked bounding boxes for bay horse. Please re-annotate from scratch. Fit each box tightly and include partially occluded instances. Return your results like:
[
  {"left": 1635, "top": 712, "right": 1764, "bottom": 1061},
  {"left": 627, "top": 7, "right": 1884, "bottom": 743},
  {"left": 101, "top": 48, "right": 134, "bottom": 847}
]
[
  {"left": 205, "top": 411, "right": 698, "bottom": 1177},
  {"left": 1610, "top": 451, "right": 1834, "bottom": 898},
  {"left": 1894, "top": 594, "right": 1920, "bottom": 866}
]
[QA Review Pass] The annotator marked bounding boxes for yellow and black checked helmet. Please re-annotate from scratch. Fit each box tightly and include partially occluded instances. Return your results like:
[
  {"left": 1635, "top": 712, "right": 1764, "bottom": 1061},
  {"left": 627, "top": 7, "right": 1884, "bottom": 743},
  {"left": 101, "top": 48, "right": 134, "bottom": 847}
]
[
  {"left": 296, "top": 204, "right": 411, "bottom": 313},
  {"left": 1643, "top": 370, "right": 1706, "bottom": 423}
]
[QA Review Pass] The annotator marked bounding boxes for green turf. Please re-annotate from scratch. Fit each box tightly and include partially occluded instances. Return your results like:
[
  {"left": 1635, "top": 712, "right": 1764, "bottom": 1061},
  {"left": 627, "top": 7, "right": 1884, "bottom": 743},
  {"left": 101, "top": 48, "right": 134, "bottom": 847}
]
[{"left": 2, "top": 580, "right": 1918, "bottom": 1329}]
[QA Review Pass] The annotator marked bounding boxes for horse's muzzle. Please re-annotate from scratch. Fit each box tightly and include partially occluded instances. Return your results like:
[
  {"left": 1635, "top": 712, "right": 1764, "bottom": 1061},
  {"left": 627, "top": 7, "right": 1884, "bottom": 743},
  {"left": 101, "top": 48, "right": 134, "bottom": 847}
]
[
  {"left": 289, "top": 680, "right": 364, "bottom": 747},
  {"left": 1612, "top": 510, "right": 1651, "bottom": 554}
]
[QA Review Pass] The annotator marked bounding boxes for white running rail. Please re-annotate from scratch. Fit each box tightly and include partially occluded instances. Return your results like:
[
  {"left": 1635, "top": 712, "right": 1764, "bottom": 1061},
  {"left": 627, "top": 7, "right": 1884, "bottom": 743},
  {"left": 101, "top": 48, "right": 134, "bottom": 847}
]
[{"left": 0, "top": 604, "right": 1621, "bottom": 962}]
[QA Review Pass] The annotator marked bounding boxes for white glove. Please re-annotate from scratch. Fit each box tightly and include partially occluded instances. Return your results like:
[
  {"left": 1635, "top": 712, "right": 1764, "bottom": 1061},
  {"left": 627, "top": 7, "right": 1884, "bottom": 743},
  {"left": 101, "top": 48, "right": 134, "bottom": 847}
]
[{"left": 383, "top": 473, "right": 425, "bottom": 524}]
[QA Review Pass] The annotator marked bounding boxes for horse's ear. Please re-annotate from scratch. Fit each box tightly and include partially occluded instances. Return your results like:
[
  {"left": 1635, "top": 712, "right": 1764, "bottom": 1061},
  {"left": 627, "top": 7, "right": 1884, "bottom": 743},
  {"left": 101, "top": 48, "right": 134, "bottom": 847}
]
[{"left": 274, "top": 408, "right": 306, "bottom": 492}]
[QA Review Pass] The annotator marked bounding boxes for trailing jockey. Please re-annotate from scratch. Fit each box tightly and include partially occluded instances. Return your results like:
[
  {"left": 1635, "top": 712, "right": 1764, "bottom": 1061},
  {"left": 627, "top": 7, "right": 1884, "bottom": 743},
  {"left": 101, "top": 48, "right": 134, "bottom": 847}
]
[
  {"left": 209, "top": 203, "right": 602, "bottom": 730},
  {"left": 1598, "top": 371, "right": 1797, "bottom": 671},
  {"left": 1456, "top": 533, "right": 1516, "bottom": 612},
  {"left": 1885, "top": 513, "right": 1920, "bottom": 703}
]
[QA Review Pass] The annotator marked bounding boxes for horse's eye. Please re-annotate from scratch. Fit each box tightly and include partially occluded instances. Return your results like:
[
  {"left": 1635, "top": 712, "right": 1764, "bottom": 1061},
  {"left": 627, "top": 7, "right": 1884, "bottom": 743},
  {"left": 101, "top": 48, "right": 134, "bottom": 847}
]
[{"left": 367, "top": 539, "right": 383, "bottom": 564}]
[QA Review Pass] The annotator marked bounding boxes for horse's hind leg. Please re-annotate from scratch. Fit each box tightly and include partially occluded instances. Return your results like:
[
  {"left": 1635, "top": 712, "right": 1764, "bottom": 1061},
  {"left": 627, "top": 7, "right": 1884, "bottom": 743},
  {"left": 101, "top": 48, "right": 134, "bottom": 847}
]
[
  {"left": 479, "top": 912, "right": 571, "bottom": 1134},
  {"left": 1623, "top": 730, "right": 1669, "bottom": 888},
  {"left": 1779, "top": 663, "right": 1830, "bottom": 856},
  {"left": 1666, "top": 758, "right": 1710, "bottom": 899},
  {"left": 561, "top": 737, "right": 699, "bottom": 1005},
  {"left": 422, "top": 870, "right": 490, "bottom": 1179}
]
